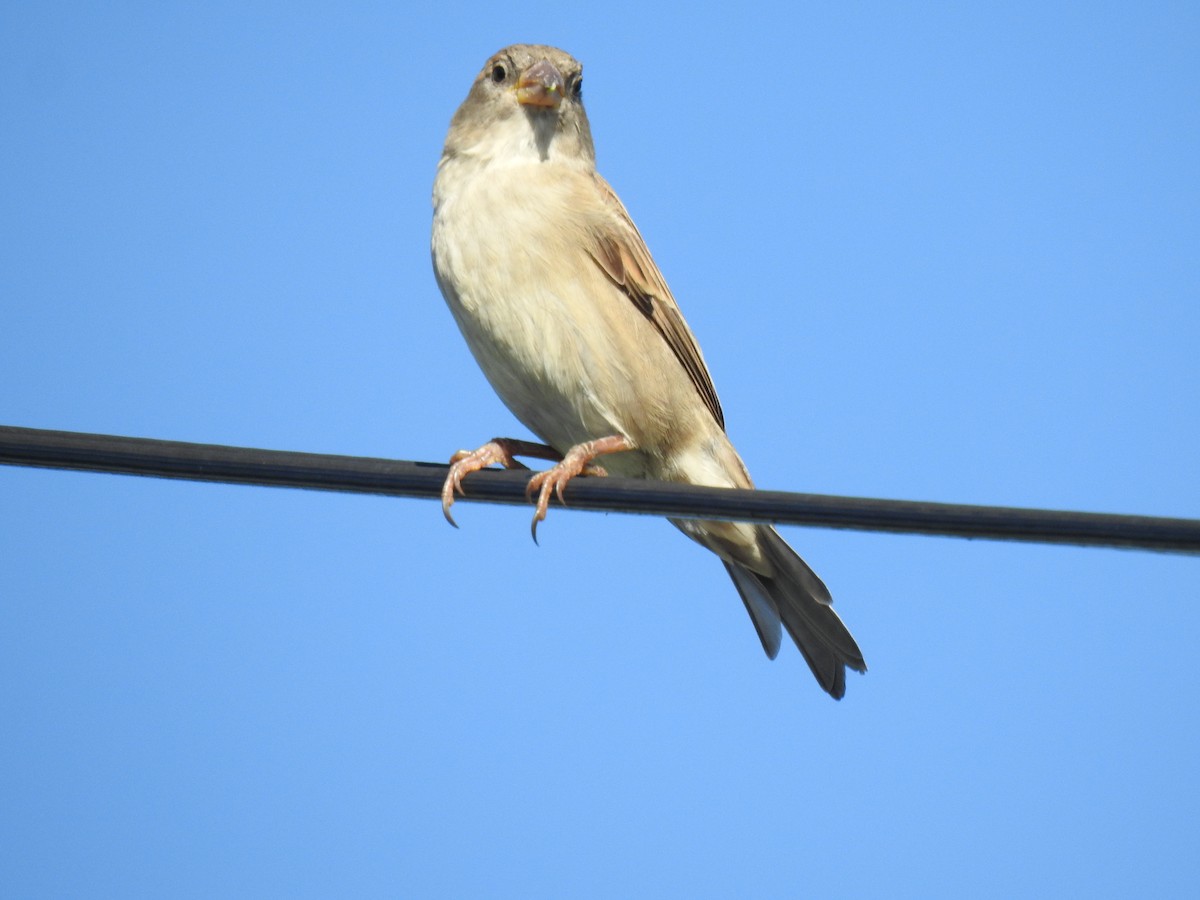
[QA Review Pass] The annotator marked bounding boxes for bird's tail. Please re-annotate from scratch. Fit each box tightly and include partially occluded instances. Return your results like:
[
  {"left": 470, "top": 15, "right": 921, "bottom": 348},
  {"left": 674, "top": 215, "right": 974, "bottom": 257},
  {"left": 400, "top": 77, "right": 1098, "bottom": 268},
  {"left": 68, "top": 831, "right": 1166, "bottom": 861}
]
[{"left": 723, "top": 527, "right": 866, "bottom": 699}]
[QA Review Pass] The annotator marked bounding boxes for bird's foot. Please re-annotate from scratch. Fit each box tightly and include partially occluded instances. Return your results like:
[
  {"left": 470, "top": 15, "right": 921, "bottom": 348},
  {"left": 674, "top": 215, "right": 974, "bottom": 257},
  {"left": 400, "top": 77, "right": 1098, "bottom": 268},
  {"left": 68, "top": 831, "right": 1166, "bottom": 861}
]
[
  {"left": 442, "top": 437, "right": 559, "bottom": 526},
  {"left": 525, "top": 435, "right": 631, "bottom": 542}
]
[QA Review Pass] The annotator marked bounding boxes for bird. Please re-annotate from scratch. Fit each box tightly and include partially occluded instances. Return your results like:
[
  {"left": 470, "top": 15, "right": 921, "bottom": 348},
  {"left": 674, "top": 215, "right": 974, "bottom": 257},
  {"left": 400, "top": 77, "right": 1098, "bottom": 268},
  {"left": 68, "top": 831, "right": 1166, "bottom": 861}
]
[{"left": 430, "top": 44, "right": 866, "bottom": 698}]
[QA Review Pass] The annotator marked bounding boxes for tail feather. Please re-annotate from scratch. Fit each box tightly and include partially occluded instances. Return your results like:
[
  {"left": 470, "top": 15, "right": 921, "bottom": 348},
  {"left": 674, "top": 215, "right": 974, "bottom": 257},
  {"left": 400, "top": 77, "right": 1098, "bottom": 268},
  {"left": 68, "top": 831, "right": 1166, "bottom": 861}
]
[
  {"left": 723, "top": 561, "right": 783, "bottom": 660},
  {"left": 723, "top": 528, "right": 866, "bottom": 700}
]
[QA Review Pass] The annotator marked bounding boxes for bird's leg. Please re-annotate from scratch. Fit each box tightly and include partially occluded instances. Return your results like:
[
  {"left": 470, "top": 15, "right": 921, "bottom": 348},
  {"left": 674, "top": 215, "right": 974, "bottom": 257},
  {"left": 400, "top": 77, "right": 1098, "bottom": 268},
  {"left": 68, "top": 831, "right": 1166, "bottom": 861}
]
[
  {"left": 525, "top": 434, "right": 632, "bottom": 541},
  {"left": 442, "top": 437, "right": 561, "bottom": 526}
]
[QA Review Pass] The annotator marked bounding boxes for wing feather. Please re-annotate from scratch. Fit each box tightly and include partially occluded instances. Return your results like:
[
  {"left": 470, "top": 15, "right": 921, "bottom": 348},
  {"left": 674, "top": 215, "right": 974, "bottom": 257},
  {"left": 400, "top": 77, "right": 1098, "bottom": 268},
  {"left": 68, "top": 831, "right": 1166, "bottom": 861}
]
[{"left": 586, "top": 174, "right": 725, "bottom": 431}]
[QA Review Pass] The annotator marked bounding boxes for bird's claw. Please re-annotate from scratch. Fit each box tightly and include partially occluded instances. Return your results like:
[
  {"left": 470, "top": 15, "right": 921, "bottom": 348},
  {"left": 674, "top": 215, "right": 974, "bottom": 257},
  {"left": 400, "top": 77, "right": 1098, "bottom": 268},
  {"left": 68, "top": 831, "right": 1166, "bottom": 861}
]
[
  {"left": 441, "top": 453, "right": 473, "bottom": 527},
  {"left": 442, "top": 436, "right": 623, "bottom": 540},
  {"left": 441, "top": 440, "right": 525, "bottom": 527},
  {"left": 522, "top": 458, "right": 608, "bottom": 544},
  {"left": 524, "top": 470, "right": 561, "bottom": 545}
]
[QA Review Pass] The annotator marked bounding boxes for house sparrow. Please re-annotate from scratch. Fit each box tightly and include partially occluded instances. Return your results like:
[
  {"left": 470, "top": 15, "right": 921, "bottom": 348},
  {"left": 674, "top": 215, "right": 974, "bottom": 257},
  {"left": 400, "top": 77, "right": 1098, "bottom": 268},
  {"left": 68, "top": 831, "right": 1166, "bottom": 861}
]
[{"left": 431, "top": 44, "right": 866, "bottom": 698}]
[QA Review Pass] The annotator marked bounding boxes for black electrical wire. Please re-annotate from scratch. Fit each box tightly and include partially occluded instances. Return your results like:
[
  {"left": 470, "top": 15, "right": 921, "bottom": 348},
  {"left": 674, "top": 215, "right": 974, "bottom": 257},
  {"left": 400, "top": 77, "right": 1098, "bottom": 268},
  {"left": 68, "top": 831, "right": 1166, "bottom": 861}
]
[{"left": 2, "top": 425, "right": 1198, "bottom": 553}]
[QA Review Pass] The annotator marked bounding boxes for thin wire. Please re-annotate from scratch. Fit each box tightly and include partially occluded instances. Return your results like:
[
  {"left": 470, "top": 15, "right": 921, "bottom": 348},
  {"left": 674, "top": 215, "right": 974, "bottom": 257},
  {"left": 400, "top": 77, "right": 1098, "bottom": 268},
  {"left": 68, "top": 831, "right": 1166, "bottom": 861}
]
[{"left": 2, "top": 424, "right": 1198, "bottom": 553}]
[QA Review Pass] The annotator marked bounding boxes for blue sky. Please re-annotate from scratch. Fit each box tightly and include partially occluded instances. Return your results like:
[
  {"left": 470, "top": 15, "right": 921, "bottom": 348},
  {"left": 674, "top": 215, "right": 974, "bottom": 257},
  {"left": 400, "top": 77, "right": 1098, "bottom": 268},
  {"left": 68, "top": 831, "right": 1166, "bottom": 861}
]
[{"left": 2, "top": 3, "right": 1198, "bottom": 897}]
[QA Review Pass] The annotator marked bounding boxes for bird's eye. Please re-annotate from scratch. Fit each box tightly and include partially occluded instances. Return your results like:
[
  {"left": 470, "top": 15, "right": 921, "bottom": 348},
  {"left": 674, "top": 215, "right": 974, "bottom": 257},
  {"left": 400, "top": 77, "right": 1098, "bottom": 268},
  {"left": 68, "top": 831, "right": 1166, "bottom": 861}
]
[
  {"left": 490, "top": 63, "right": 507, "bottom": 84},
  {"left": 569, "top": 75, "right": 583, "bottom": 99}
]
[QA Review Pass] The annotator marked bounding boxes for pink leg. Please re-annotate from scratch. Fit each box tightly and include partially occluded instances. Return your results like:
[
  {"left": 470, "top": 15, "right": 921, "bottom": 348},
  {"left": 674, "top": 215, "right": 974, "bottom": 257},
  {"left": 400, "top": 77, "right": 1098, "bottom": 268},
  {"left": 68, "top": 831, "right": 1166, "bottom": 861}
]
[
  {"left": 442, "top": 437, "right": 563, "bottom": 526},
  {"left": 525, "top": 435, "right": 632, "bottom": 541}
]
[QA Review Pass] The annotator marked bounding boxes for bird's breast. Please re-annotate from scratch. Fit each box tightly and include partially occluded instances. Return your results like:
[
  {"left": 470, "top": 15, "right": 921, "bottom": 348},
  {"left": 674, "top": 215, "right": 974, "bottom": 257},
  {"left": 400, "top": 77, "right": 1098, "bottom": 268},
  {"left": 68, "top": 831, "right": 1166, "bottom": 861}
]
[{"left": 432, "top": 158, "right": 650, "bottom": 463}]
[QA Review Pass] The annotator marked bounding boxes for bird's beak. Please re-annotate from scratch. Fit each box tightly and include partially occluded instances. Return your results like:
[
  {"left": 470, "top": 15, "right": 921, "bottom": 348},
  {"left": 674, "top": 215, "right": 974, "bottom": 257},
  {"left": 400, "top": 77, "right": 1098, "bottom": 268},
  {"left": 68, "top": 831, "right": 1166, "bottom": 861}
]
[{"left": 516, "top": 60, "right": 565, "bottom": 109}]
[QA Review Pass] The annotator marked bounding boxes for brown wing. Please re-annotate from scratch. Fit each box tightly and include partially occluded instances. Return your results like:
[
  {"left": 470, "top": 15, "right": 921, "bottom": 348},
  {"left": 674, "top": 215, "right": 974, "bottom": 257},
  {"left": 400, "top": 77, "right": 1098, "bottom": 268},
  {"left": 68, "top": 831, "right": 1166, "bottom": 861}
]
[{"left": 586, "top": 173, "right": 725, "bottom": 431}]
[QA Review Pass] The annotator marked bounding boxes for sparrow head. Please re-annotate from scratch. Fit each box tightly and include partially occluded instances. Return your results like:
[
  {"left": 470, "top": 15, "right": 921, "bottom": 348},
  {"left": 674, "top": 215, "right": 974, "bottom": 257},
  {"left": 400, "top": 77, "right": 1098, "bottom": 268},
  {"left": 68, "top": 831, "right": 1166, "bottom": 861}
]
[{"left": 442, "top": 44, "right": 595, "bottom": 167}]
